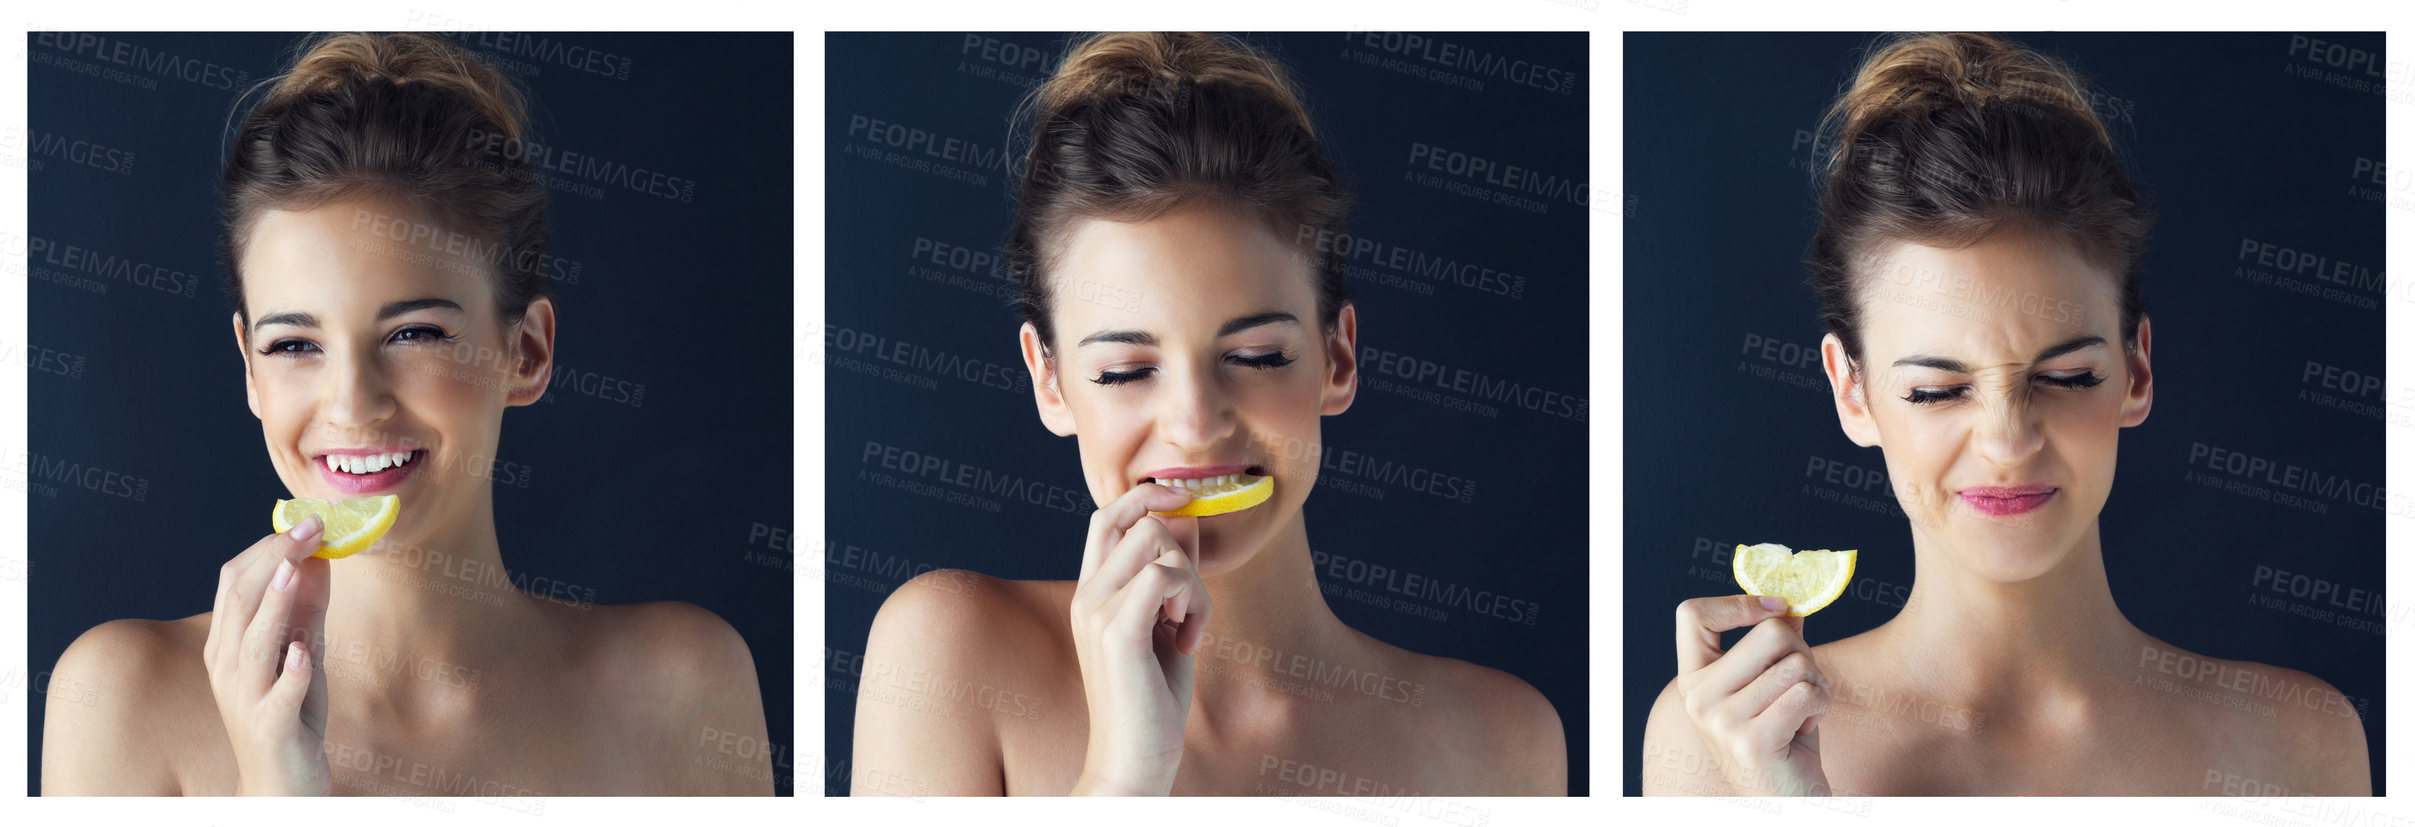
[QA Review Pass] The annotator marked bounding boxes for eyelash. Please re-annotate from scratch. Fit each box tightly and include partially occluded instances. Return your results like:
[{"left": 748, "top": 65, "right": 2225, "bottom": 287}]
[
  {"left": 258, "top": 325, "right": 459, "bottom": 357},
  {"left": 1903, "top": 371, "right": 2106, "bottom": 405},
  {"left": 1092, "top": 352, "right": 1297, "bottom": 385}
]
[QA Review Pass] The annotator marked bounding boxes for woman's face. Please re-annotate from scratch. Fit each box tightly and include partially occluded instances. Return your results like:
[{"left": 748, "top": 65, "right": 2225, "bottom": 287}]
[
  {"left": 1020, "top": 201, "right": 1358, "bottom": 577},
  {"left": 1820, "top": 226, "right": 2153, "bottom": 582},
  {"left": 233, "top": 194, "right": 554, "bottom": 553}
]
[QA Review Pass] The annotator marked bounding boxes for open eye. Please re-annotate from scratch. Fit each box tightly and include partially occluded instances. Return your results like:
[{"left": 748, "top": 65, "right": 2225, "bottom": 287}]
[{"left": 260, "top": 339, "right": 319, "bottom": 357}]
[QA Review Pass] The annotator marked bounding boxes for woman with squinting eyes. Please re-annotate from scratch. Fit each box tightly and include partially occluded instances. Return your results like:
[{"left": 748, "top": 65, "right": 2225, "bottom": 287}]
[
  {"left": 851, "top": 32, "right": 1566, "bottom": 796},
  {"left": 42, "top": 32, "right": 769, "bottom": 796},
  {"left": 1643, "top": 33, "right": 2368, "bottom": 796}
]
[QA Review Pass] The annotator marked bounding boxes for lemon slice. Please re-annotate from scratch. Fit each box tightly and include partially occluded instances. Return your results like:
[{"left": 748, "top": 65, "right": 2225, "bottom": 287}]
[
  {"left": 1733, "top": 543, "right": 1857, "bottom": 617},
  {"left": 272, "top": 495, "right": 400, "bottom": 559},
  {"left": 1147, "top": 474, "right": 1274, "bottom": 518}
]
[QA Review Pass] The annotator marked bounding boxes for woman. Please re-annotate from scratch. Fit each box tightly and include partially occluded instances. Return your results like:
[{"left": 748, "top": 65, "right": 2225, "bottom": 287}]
[
  {"left": 850, "top": 32, "right": 1565, "bottom": 796},
  {"left": 1642, "top": 33, "right": 2368, "bottom": 796},
  {"left": 41, "top": 32, "right": 771, "bottom": 795}
]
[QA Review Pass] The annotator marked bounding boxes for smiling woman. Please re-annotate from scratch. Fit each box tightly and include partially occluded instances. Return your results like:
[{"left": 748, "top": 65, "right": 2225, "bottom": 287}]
[
  {"left": 850, "top": 32, "right": 1565, "bottom": 796},
  {"left": 40, "top": 32, "right": 771, "bottom": 796}
]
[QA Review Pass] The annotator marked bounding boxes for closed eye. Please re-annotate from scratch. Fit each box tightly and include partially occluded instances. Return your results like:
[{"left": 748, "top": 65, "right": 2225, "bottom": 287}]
[
  {"left": 1090, "top": 351, "right": 1298, "bottom": 385},
  {"left": 1902, "top": 370, "right": 2108, "bottom": 405}
]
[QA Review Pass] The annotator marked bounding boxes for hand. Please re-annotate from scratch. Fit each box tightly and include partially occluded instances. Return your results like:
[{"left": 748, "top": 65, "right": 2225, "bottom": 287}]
[
  {"left": 1068, "top": 483, "right": 1211, "bottom": 796},
  {"left": 202, "top": 514, "right": 335, "bottom": 796},
  {"left": 1672, "top": 595, "right": 1831, "bottom": 796}
]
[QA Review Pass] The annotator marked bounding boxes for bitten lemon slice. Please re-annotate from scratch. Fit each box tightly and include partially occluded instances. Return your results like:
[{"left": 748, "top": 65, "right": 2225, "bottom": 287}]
[
  {"left": 1147, "top": 474, "right": 1274, "bottom": 518},
  {"left": 272, "top": 495, "right": 400, "bottom": 559},
  {"left": 1733, "top": 543, "right": 1857, "bottom": 617}
]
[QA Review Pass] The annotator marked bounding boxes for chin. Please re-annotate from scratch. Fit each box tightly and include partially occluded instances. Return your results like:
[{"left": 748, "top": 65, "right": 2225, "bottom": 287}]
[
  {"left": 1194, "top": 503, "right": 1277, "bottom": 577},
  {"left": 1942, "top": 525, "right": 2079, "bottom": 582}
]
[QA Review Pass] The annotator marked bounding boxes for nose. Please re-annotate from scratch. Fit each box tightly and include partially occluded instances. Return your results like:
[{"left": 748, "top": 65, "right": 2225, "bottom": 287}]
[
  {"left": 1971, "top": 387, "right": 2045, "bottom": 467},
  {"left": 320, "top": 341, "right": 397, "bottom": 434},
  {"left": 1156, "top": 358, "right": 1237, "bottom": 453}
]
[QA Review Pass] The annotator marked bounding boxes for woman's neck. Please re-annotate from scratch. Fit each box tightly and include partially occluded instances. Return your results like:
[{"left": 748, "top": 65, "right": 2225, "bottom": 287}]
[
  {"left": 1185, "top": 508, "right": 1363, "bottom": 730},
  {"left": 317, "top": 495, "right": 556, "bottom": 715},
  {"left": 1879, "top": 520, "right": 2146, "bottom": 718}
]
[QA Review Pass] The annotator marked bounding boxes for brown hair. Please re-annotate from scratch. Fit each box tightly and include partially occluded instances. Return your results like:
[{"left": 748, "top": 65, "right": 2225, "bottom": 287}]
[
  {"left": 1008, "top": 32, "right": 1355, "bottom": 351},
  {"left": 220, "top": 32, "right": 550, "bottom": 326},
  {"left": 1809, "top": 32, "right": 2154, "bottom": 364}
]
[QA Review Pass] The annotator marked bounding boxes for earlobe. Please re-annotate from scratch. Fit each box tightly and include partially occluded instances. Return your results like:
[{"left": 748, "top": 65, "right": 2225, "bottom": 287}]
[
  {"left": 2120, "top": 315, "right": 2153, "bottom": 427},
  {"left": 232, "top": 312, "right": 259, "bottom": 419},
  {"left": 1820, "top": 333, "right": 1881, "bottom": 448},
  {"left": 1020, "top": 322, "right": 1075, "bottom": 436},
  {"left": 1320, "top": 303, "right": 1358, "bottom": 416},
  {"left": 505, "top": 297, "right": 558, "bottom": 407}
]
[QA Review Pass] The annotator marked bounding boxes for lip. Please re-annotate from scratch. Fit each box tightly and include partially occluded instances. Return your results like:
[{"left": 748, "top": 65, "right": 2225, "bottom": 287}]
[
  {"left": 1138, "top": 463, "right": 1264, "bottom": 484},
  {"left": 313, "top": 447, "right": 426, "bottom": 495},
  {"left": 1958, "top": 485, "right": 2057, "bottom": 516}
]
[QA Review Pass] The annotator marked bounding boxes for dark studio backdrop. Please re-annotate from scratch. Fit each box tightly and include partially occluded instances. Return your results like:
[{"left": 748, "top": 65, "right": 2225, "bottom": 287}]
[
  {"left": 824, "top": 32, "right": 1590, "bottom": 794},
  {"left": 24, "top": 32, "right": 796, "bottom": 793},
  {"left": 1622, "top": 32, "right": 2386, "bottom": 794}
]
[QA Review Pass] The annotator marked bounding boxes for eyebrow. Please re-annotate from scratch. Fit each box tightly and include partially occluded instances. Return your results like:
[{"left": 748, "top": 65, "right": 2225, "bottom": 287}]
[
  {"left": 1076, "top": 311, "right": 1300, "bottom": 348},
  {"left": 252, "top": 297, "right": 465, "bottom": 335},
  {"left": 1891, "top": 335, "right": 2106, "bottom": 373}
]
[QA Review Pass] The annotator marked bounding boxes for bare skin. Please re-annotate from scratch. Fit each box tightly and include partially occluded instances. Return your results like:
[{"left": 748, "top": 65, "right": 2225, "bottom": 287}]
[
  {"left": 850, "top": 201, "right": 1564, "bottom": 796},
  {"left": 42, "top": 194, "right": 771, "bottom": 795},
  {"left": 1643, "top": 227, "right": 2369, "bottom": 796}
]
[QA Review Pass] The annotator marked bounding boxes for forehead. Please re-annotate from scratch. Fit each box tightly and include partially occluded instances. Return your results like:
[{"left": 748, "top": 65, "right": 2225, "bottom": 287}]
[
  {"left": 1855, "top": 227, "right": 2119, "bottom": 359},
  {"left": 240, "top": 194, "right": 489, "bottom": 316},
  {"left": 1050, "top": 202, "right": 1312, "bottom": 336}
]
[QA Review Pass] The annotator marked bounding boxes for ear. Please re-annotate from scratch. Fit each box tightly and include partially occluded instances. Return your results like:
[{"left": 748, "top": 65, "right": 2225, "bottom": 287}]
[
  {"left": 2118, "top": 314, "right": 2153, "bottom": 428},
  {"left": 232, "top": 312, "right": 260, "bottom": 419},
  {"left": 504, "top": 296, "right": 557, "bottom": 407},
  {"left": 1820, "top": 332, "right": 1881, "bottom": 448},
  {"left": 1319, "top": 303, "right": 1358, "bottom": 416},
  {"left": 1020, "top": 322, "right": 1075, "bottom": 436}
]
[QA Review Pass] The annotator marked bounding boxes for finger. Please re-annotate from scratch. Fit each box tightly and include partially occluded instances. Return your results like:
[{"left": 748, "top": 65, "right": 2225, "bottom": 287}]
[
  {"left": 1719, "top": 650, "right": 1822, "bottom": 724},
  {"left": 1081, "top": 518, "right": 1184, "bottom": 612},
  {"left": 239, "top": 557, "right": 307, "bottom": 695},
  {"left": 1079, "top": 483, "right": 1193, "bottom": 583},
  {"left": 264, "top": 640, "right": 312, "bottom": 714},
  {"left": 1174, "top": 559, "right": 1211, "bottom": 655},
  {"left": 1686, "top": 616, "right": 1817, "bottom": 701},
  {"left": 1146, "top": 512, "right": 1200, "bottom": 561},
  {"left": 213, "top": 517, "right": 325, "bottom": 672},
  {"left": 1748, "top": 681, "right": 1830, "bottom": 756},
  {"left": 208, "top": 524, "right": 311, "bottom": 669},
  {"left": 1675, "top": 594, "right": 1791, "bottom": 673},
  {"left": 1107, "top": 562, "right": 1193, "bottom": 651}
]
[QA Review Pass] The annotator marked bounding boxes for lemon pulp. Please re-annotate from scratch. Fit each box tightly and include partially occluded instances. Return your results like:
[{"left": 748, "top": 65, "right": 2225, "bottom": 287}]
[
  {"left": 1732, "top": 542, "right": 1857, "bottom": 617},
  {"left": 1148, "top": 474, "right": 1274, "bottom": 518},
  {"left": 271, "top": 495, "right": 400, "bottom": 559}
]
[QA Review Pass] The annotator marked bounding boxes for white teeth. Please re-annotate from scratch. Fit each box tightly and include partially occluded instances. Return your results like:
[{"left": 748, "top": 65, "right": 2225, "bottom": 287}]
[
  {"left": 366, "top": 454, "right": 390, "bottom": 473},
  {"left": 346, "top": 456, "right": 367, "bottom": 474},
  {"left": 325, "top": 455, "right": 342, "bottom": 473},
  {"left": 387, "top": 451, "right": 410, "bottom": 468}
]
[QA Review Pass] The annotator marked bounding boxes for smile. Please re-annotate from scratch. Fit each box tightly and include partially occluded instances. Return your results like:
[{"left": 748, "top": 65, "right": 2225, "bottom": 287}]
[{"left": 314, "top": 448, "right": 425, "bottom": 494}]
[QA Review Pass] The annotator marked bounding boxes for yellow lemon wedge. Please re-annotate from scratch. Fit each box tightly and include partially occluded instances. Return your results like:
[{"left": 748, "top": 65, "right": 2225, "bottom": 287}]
[
  {"left": 272, "top": 495, "right": 400, "bottom": 559},
  {"left": 1732, "top": 543, "right": 1857, "bottom": 617},
  {"left": 1147, "top": 474, "right": 1274, "bottom": 518}
]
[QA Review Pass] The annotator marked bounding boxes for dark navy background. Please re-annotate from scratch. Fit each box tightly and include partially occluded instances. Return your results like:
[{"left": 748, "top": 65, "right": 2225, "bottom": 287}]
[
  {"left": 25, "top": 32, "right": 795, "bottom": 794},
  {"left": 826, "top": 32, "right": 1589, "bottom": 794},
  {"left": 1624, "top": 32, "right": 2386, "bottom": 795}
]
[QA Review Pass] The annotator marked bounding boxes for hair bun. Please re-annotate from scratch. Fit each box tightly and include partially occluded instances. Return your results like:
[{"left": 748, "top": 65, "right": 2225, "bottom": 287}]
[
  {"left": 1826, "top": 32, "right": 2108, "bottom": 172},
  {"left": 1034, "top": 32, "right": 1315, "bottom": 138},
  {"left": 267, "top": 32, "right": 527, "bottom": 142}
]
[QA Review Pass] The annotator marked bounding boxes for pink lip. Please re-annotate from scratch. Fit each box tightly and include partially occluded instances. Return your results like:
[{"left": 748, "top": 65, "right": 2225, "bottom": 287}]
[
  {"left": 1138, "top": 463, "right": 1260, "bottom": 484},
  {"left": 1958, "top": 485, "right": 2057, "bottom": 516},
  {"left": 314, "top": 449, "right": 424, "bottom": 495}
]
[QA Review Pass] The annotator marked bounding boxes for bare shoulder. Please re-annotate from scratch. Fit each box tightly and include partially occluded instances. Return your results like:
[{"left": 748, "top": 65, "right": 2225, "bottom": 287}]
[
  {"left": 862, "top": 569, "right": 1070, "bottom": 673},
  {"left": 574, "top": 600, "right": 762, "bottom": 709},
  {"left": 851, "top": 570, "right": 1069, "bottom": 795},
  {"left": 1373, "top": 638, "right": 1565, "bottom": 794},
  {"left": 2138, "top": 639, "right": 2370, "bottom": 795},
  {"left": 43, "top": 614, "right": 221, "bottom": 795}
]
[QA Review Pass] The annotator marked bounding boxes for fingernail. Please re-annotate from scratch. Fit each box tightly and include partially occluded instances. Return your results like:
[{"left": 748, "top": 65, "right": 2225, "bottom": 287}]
[
  {"left": 285, "top": 641, "right": 303, "bottom": 670},
  {"left": 272, "top": 559, "right": 295, "bottom": 591},
  {"left": 289, "top": 513, "right": 322, "bottom": 542},
  {"left": 1760, "top": 596, "right": 1788, "bottom": 612}
]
